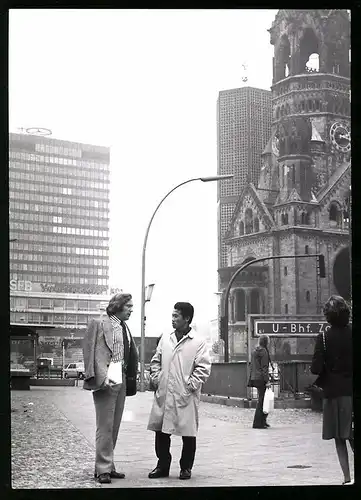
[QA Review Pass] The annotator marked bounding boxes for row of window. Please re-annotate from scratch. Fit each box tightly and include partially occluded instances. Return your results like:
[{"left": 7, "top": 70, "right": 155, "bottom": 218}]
[
  {"left": 10, "top": 203, "right": 108, "bottom": 220},
  {"left": 9, "top": 191, "right": 109, "bottom": 210},
  {"left": 10, "top": 222, "right": 109, "bottom": 240},
  {"left": 9, "top": 151, "right": 109, "bottom": 170},
  {"left": 10, "top": 237, "right": 109, "bottom": 256},
  {"left": 11, "top": 273, "right": 108, "bottom": 286},
  {"left": 11, "top": 213, "right": 108, "bottom": 231},
  {"left": 11, "top": 262, "right": 108, "bottom": 275},
  {"left": 35, "top": 143, "right": 82, "bottom": 157},
  {"left": 10, "top": 160, "right": 109, "bottom": 181},
  {"left": 10, "top": 312, "right": 92, "bottom": 325},
  {"left": 11, "top": 252, "right": 107, "bottom": 266},
  {"left": 11, "top": 297, "right": 104, "bottom": 309},
  {"left": 10, "top": 168, "right": 109, "bottom": 190},
  {"left": 9, "top": 181, "right": 109, "bottom": 200},
  {"left": 52, "top": 226, "right": 108, "bottom": 237}
]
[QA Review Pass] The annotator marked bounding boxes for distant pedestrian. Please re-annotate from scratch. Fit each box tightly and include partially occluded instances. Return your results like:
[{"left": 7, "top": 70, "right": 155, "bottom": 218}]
[
  {"left": 311, "top": 295, "right": 353, "bottom": 485},
  {"left": 248, "top": 334, "right": 272, "bottom": 429},
  {"left": 82, "top": 293, "right": 138, "bottom": 484},
  {"left": 147, "top": 302, "right": 211, "bottom": 480}
]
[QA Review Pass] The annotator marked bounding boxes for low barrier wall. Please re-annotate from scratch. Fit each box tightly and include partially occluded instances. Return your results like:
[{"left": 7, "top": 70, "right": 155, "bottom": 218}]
[{"left": 202, "top": 361, "right": 317, "bottom": 398}]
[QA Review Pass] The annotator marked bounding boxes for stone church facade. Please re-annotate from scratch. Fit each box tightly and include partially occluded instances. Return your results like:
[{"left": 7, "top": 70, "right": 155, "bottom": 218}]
[{"left": 218, "top": 9, "right": 351, "bottom": 358}]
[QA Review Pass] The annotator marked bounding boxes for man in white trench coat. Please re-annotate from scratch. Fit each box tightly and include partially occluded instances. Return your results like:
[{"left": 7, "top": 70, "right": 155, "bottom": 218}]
[{"left": 147, "top": 302, "right": 211, "bottom": 480}]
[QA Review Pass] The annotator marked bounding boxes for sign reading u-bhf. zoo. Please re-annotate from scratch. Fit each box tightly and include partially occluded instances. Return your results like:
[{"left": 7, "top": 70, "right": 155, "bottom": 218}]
[{"left": 254, "top": 321, "right": 331, "bottom": 336}]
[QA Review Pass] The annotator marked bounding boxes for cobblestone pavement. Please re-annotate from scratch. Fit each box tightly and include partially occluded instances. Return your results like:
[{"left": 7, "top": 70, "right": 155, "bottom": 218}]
[{"left": 11, "top": 386, "right": 355, "bottom": 488}]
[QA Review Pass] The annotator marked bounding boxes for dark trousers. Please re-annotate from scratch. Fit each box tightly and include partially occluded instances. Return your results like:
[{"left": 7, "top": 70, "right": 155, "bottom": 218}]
[
  {"left": 155, "top": 431, "right": 196, "bottom": 471},
  {"left": 252, "top": 382, "right": 267, "bottom": 428}
]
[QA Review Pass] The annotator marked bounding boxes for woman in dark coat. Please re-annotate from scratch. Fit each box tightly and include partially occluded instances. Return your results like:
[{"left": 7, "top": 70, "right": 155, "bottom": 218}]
[
  {"left": 248, "top": 334, "right": 271, "bottom": 429},
  {"left": 311, "top": 295, "right": 353, "bottom": 485}
]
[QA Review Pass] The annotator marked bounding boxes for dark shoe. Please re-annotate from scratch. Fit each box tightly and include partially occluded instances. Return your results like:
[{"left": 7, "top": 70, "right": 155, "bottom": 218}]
[
  {"left": 179, "top": 469, "right": 192, "bottom": 480},
  {"left": 98, "top": 473, "right": 111, "bottom": 484},
  {"left": 252, "top": 424, "right": 268, "bottom": 429},
  {"left": 148, "top": 467, "right": 170, "bottom": 479},
  {"left": 265, "top": 423, "right": 270, "bottom": 428},
  {"left": 110, "top": 470, "right": 125, "bottom": 479}
]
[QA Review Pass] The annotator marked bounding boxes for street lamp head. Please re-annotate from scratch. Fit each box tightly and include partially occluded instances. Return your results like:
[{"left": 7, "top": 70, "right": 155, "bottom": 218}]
[
  {"left": 199, "top": 175, "right": 234, "bottom": 182},
  {"left": 145, "top": 283, "right": 155, "bottom": 302}
]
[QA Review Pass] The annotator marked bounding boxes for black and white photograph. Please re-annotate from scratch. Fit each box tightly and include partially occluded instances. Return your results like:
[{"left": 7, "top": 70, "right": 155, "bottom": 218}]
[{"left": 9, "top": 8, "right": 353, "bottom": 489}]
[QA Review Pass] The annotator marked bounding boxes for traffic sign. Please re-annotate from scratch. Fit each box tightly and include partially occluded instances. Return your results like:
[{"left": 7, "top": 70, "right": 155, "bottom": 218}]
[{"left": 254, "top": 320, "right": 330, "bottom": 336}]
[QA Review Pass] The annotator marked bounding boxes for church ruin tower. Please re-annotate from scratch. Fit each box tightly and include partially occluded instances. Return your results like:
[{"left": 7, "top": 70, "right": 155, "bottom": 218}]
[
  {"left": 269, "top": 9, "right": 350, "bottom": 196},
  {"left": 221, "top": 10, "right": 351, "bottom": 360}
]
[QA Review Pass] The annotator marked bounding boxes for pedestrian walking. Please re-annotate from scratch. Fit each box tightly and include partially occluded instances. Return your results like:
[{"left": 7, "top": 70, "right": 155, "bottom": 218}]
[
  {"left": 248, "top": 334, "right": 272, "bottom": 429},
  {"left": 147, "top": 302, "right": 211, "bottom": 480},
  {"left": 82, "top": 293, "right": 138, "bottom": 484},
  {"left": 311, "top": 295, "right": 353, "bottom": 485}
]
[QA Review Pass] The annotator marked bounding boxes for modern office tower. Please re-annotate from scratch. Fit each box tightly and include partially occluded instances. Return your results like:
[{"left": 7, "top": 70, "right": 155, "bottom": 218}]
[
  {"left": 9, "top": 131, "right": 110, "bottom": 332},
  {"left": 217, "top": 87, "right": 272, "bottom": 270}
]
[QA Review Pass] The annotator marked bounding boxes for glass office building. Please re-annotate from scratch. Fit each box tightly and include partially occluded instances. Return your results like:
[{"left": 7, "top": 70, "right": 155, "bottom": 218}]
[
  {"left": 217, "top": 87, "right": 272, "bottom": 269},
  {"left": 9, "top": 131, "right": 111, "bottom": 330}
]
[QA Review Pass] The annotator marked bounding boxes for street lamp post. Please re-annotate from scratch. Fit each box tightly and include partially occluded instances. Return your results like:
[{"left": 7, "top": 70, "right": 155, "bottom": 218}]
[{"left": 139, "top": 174, "right": 233, "bottom": 392}]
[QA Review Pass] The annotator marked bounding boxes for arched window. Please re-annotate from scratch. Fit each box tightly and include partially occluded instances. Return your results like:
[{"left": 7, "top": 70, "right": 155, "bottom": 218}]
[
  {"left": 282, "top": 213, "right": 289, "bottom": 225},
  {"left": 305, "top": 53, "right": 320, "bottom": 73},
  {"left": 305, "top": 245, "right": 309, "bottom": 254},
  {"left": 239, "top": 221, "right": 244, "bottom": 236},
  {"left": 250, "top": 289, "right": 260, "bottom": 314},
  {"left": 306, "top": 291, "right": 311, "bottom": 302},
  {"left": 284, "top": 266, "right": 288, "bottom": 276},
  {"left": 254, "top": 218, "right": 260, "bottom": 232},
  {"left": 235, "top": 289, "right": 246, "bottom": 322},
  {"left": 245, "top": 208, "right": 253, "bottom": 234},
  {"left": 329, "top": 201, "right": 342, "bottom": 227},
  {"left": 276, "top": 34, "right": 291, "bottom": 81},
  {"left": 301, "top": 212, "right": 310, "bottom": 225},
  {"left": 299, "top": 28, "right": 319, "bottom": 74},
  {"left": 285, "top": 304, "right": 288, "bottom": 314},
  {"left": 242, "top": 256, "right": 256, "bottom": 265},
  {"left": 343, "top": 192, "right": 351, "bottom": 228}
]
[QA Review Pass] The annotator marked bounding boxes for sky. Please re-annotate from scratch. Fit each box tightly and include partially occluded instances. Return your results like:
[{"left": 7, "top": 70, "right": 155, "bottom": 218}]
[{"left": 9, "top": 8, "right": 278, "bottom": 338}]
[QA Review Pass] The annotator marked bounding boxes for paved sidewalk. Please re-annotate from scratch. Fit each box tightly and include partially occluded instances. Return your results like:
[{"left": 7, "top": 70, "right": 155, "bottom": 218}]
[{"left": 12, "top": 386, "right": 354, "bottom": 488}]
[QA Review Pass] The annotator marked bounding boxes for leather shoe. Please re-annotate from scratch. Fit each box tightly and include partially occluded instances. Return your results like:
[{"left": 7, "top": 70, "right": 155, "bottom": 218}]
[
  {"left": 98, "top": 473, "right": 111, "bottom": 484},
  {"left": 110, "top": 470, "right": 125, "bottom": 479},
  {"left": 148, "top": 467, "right": 170, "bottom": 478},
  {"left": 179, "top": 469, "right": 192, "bottom": 480}
]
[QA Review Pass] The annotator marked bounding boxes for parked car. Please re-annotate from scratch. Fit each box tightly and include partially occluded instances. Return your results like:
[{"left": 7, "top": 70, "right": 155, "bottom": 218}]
[{"left": 63, "top": 362, "right": 85, "bottom": 379}]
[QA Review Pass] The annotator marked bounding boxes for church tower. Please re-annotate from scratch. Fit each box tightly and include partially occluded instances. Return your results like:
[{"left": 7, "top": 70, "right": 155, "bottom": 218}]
[{"left": 220, "top": 10, "right": 351, "bottom": 360}]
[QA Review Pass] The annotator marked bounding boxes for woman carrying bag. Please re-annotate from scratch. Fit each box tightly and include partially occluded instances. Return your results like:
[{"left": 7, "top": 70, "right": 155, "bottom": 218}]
[
  {"left": 311, "top": 295, "right": 353, "bottom": 485},
  {"left": 248, "top": 334, "right": 272, "bottom": 429}
]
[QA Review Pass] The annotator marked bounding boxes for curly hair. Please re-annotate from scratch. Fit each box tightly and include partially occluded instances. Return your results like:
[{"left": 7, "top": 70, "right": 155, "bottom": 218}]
[
  {"left": 323, "top": 295, "right": 350, "bottom": 327},
  {"left": 106, "top": 293, "right": 132, "bottom": 316}
]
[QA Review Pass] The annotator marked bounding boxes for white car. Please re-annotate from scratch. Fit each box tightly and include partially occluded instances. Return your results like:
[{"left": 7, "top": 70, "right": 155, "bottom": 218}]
[{"left": 63, "top": 362, "right": 85, "bottom": 379}]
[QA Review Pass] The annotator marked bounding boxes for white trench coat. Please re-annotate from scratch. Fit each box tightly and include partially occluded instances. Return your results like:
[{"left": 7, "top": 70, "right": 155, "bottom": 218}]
[{"left": 147, "top": 329, "right": 211, "bottom": 437}]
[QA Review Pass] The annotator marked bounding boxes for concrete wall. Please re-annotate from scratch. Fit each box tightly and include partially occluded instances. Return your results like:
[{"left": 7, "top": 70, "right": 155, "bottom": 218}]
[{"left": 202, "top": 362, "right": 248, "bottom": 398}]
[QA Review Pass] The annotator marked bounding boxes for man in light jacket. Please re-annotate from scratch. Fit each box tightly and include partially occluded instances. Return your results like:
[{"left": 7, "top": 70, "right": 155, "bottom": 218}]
[
  {"left": 147, "top": 302, "right": 211, "bottom": 480},
  {"left": 82, "top": 293, "right": 138, "bottom": 484}
]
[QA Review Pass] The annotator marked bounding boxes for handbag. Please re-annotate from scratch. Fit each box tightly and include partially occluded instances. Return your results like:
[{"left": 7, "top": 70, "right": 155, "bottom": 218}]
[
  {"left": 263, "top": 387, "right": 275, "bottom": 414},
  {"left": 266, "top": 347, "right": 276, "bottom": 383},
  {"left": 313, "top": 331, "right": 326, "bottom": 393}
]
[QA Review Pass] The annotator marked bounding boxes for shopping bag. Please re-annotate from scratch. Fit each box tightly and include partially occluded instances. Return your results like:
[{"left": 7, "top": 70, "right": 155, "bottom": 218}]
[{"left": 263, "top": 387, "right": 274, "bottom": 415}]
